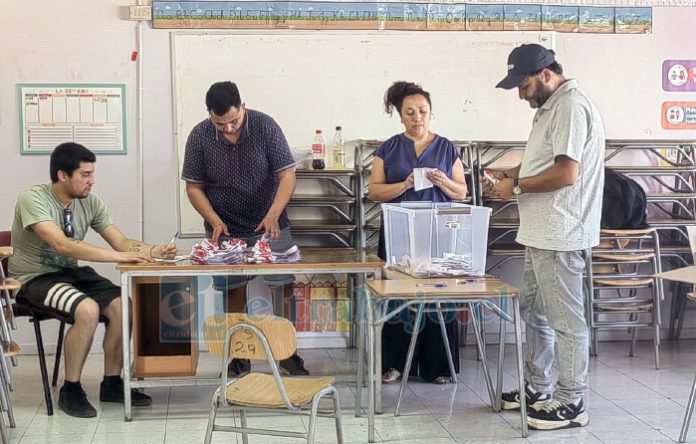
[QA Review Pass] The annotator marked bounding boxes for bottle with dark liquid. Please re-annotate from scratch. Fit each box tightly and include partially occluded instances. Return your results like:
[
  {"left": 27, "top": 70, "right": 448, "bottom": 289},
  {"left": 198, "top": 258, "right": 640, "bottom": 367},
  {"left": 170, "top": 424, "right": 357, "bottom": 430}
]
[{"left": 312, "top": 129, "right": 325, "bottom": 170}]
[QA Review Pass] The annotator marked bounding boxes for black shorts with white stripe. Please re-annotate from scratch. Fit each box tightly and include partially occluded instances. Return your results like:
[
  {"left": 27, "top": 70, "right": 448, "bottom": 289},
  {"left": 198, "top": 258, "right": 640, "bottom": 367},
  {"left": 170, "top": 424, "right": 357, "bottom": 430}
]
[{"left": 17, "top": 266, "right": 120, "bottom": 319}]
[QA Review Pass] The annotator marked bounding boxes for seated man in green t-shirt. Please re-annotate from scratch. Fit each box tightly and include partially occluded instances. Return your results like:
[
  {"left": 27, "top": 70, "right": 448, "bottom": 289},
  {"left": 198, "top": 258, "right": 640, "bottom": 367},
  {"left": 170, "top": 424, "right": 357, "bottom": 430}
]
[{"left": 9, "top": 142, "right": 178, "bottom": 418}]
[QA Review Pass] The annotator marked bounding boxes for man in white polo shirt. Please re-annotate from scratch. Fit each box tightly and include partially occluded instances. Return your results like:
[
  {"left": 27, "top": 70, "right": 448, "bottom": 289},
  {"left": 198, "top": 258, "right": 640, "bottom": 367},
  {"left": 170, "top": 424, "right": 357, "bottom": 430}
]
[{"left": 487, "top": 44, "right": 605, "bottom": 430}]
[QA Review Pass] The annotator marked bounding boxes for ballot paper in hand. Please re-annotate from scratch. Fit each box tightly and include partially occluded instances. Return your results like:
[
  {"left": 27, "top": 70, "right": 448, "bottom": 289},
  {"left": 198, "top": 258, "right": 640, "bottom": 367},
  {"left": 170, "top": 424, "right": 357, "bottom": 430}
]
[{"left": 413, "top": 167, "right": 438, "bottom": 191}]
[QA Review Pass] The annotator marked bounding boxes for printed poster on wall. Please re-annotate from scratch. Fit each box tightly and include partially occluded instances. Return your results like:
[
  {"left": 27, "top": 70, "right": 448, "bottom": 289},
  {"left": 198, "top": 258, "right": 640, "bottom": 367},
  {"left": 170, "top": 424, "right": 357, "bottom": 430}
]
[
  {"left": 18, "top": 84, "right": 127, "bottom": 155},
  {"left": 663, "top": 60, "right": 696, "bottom": 92},
  {"left": 661, "top": 102, "right": 696, "bottom": 130}
]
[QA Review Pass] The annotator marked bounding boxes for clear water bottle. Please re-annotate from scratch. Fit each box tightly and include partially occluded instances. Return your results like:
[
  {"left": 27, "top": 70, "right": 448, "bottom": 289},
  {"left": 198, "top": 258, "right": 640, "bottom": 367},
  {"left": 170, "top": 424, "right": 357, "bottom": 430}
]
[
  {"left": 332, "top": 126, "right": 346, "bottom": 169},
  {"left": 311, "top": 129, "right": 325, "bottom": 170}
]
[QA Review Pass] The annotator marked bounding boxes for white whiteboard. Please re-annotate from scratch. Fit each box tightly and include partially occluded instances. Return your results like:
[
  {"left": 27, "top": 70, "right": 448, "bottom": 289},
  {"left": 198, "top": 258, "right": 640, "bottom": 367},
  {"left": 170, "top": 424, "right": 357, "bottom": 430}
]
[{"left": 172, "top": 31, "right": 553, "bottom": 236}]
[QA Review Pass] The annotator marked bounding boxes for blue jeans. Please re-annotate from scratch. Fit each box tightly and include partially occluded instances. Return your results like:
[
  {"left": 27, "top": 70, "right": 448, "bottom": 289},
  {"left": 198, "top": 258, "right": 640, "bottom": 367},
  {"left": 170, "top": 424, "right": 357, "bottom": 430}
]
[
  {"left": 521, "top": 246, "right": 589, "bottom": 403},
  {"left": 211, "top": 226, "right": 295, "bottom": 291}
]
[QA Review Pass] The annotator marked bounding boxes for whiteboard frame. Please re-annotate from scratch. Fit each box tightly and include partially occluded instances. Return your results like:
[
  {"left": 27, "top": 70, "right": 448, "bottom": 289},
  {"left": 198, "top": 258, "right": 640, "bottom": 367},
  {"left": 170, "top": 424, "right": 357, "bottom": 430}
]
[{"left": 170, "top": 30, "right": 554, "bottom": 236}]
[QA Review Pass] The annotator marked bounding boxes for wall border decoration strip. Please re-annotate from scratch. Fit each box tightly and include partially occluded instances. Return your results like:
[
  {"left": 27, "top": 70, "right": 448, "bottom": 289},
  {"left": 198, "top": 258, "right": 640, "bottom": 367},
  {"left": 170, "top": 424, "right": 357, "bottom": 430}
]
[{"left": 152, "top": 1, "right": 652, "bottom": 33}]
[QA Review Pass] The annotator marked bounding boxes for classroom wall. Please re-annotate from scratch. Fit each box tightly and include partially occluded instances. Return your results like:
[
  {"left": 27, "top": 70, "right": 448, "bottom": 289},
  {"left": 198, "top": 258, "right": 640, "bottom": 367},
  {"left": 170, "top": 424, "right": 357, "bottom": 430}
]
[{"left": 1, "top": 1, "right": 695, "bottom": 352}]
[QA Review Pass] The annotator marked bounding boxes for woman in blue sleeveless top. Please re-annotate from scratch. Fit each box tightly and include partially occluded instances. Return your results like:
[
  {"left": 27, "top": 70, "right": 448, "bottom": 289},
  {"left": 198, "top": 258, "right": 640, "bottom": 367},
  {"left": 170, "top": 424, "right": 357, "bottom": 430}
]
[{"left": 368, "top": 81, "right": 469, "bottom": 384}]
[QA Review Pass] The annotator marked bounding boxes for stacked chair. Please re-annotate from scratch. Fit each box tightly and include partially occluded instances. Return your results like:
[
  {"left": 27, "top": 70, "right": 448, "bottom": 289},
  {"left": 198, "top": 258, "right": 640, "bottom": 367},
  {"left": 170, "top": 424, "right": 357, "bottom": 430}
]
[
  {"left": 587, "top": 228, "right": 664, "bottom": 369},
  {"left": 0, "top": 242, "right": 21, "bottom": 442}
]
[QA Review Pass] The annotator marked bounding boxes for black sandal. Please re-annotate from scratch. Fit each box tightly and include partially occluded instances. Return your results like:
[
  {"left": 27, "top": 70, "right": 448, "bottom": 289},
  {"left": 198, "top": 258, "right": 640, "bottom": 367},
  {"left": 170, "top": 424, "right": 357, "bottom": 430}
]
[{"left": 432, "top": 376, "right": 454, "bottom": 384}]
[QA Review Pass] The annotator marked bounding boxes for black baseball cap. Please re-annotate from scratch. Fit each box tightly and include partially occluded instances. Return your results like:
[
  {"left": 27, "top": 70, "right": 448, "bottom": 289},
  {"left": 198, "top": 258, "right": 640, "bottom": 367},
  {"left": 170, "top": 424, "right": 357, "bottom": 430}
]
[{"left": 496, "top": 44, "right": 557, "bottom": 90}]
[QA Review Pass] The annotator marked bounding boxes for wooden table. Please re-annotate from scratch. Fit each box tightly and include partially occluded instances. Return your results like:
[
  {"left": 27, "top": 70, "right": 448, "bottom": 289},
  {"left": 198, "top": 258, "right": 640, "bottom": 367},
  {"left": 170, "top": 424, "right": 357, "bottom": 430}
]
[
  {"left": 116, "top": 248, "right": 384, "bottom": 421},
  {"left": 358, "top": 275, "right": 527, "bottom": 442},
  {"left": 657, "top": 266, "right": 696, "bottom": 443}
]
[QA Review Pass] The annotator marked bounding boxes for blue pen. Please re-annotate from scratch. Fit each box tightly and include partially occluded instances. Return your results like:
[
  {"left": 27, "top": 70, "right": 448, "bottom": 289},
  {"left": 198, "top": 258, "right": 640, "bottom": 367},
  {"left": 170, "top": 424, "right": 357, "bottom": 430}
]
[{"left": 416, "top": 283, "right": 447, "bottom": 288}]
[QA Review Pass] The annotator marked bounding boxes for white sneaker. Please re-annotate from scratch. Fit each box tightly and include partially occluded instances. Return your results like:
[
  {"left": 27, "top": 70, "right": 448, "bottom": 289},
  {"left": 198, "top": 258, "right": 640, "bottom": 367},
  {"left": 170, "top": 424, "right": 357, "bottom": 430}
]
[
  {"left": 500, "top": 382, "right": 551, "bottom": 411},
  {"left": 382, "top": 368, "right": 402, "bottom": 384}
]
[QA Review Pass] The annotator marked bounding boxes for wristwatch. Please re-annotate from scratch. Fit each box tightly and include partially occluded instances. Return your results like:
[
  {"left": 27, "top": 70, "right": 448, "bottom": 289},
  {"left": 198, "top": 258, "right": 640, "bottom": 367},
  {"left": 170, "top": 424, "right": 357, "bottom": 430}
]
[{"left": 512, "top": 178, "right": 523, "bottom": 196}]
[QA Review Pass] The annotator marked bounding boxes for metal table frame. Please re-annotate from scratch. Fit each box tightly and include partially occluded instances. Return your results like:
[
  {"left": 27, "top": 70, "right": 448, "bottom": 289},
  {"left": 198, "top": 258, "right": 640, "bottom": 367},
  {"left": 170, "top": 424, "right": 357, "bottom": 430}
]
[
  {"left": 117, "top": 253, "right": 383, "bottom": 421},
  {"left": 656, "top": 266, "right": 696, "bottom": 443},
  {"left": 356, "top": 278, "right": 527, "bottom": 442}
]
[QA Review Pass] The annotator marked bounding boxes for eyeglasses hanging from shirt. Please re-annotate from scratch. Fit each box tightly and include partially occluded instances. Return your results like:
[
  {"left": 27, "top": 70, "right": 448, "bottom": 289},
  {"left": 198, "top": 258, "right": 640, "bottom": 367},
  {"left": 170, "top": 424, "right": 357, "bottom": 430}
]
[{"left": 63, "top": 208, "right": 74, "bottom": 238}]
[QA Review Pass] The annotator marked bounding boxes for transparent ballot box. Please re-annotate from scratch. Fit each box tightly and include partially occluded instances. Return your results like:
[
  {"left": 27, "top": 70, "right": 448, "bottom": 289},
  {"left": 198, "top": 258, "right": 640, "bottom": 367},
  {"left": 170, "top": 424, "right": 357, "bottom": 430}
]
[{"left": 382, "top": 202, "right": 491, "bottom": 277}]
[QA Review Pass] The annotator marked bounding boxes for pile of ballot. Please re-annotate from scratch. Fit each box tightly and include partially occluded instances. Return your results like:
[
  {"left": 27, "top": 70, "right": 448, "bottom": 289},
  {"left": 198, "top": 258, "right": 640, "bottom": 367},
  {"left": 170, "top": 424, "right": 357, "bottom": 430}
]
[
  {"left": 430, "top": 254, "right": 476, "bottom": 275},
  {"left": 249, "top": 234, "right": 301, "bottom": 263},
  {"left": 394, "top": 253, "right": 477, "bottom": 278},
  {"left": 190, "top": 238, "right": 247, "bottom": 265},
  {"left": 189, "top": 235, "right": 301, "bottom": 265}
]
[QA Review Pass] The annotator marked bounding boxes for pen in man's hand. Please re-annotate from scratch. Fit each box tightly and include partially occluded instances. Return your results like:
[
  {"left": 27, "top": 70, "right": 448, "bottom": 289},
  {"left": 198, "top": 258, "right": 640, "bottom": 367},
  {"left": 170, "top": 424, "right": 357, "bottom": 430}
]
[{"left": 167, "top": 230, "right": 180, "bottom": 247}]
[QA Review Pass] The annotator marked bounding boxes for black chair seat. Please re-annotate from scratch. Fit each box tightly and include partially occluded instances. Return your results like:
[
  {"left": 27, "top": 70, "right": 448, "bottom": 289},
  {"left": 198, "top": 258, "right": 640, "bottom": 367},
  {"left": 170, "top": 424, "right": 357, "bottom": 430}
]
[
  {"left": 1, "top": 229, "right": 110, "bottom": 416},
  {"left": 12, "top": 297, "right": 108, "bottom": 416}
]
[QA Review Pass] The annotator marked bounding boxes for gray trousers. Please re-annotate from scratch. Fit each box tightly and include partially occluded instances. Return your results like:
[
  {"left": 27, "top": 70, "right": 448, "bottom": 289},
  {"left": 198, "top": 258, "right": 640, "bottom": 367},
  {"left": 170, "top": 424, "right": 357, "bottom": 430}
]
[{"left": 521, "top": 246, "right": 589, "bottom": 404}]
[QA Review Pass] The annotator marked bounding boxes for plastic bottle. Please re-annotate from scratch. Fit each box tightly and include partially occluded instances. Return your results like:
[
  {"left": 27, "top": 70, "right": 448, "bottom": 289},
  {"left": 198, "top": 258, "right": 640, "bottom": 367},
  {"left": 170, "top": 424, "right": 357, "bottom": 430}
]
[
  {"left": 311, "top": 129, "right": 325, "bottom": 170},
  {"left": 332, "top": 126, "right": 346, "bottom": 169}
]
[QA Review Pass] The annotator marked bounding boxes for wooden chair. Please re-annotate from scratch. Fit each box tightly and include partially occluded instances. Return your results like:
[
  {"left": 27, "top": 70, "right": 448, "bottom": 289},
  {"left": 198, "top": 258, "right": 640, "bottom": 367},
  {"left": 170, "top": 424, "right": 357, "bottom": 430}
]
[
  {"left": 587, "top": 228, "right": 664, "bottom": 369},
  {"left": 202, "top": 313, "right": 343, "bottom": 444}
]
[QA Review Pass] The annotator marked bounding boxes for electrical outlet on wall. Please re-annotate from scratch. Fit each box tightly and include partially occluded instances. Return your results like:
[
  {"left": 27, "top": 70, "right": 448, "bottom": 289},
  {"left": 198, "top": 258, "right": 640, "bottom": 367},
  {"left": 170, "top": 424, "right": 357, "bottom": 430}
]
[{"left": 127, "top": 5, "right": 152, "bottom": 21}]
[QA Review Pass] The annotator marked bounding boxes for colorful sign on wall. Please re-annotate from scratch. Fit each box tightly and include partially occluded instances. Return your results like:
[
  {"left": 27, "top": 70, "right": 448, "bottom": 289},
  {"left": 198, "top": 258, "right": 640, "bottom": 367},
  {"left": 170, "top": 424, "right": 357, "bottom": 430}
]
[
  {"left": 663, "top": 60, "right": 696, "bottom": 92},
  {"left": 662, "top": 102, "right": 696, "bottom": 130}
]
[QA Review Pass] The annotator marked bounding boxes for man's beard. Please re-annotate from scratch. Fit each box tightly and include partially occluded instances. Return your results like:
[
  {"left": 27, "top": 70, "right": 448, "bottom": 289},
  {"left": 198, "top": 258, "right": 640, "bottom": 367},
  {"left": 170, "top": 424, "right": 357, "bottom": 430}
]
[{"left": 528, "top": 79, "right": 554, "bottom": 108}]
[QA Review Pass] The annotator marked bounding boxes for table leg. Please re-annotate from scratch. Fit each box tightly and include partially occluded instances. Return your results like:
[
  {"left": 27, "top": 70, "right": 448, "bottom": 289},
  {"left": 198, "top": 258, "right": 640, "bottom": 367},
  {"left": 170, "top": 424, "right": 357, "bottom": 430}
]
[
  {"left": 396, "top": 303, "right": 424, "bottom": 417},
  {"left": 348, "top": 274, "right": 356, "bottom": 349},
  {"left": 513, "top": 298, "right": 528, "bottom": 437},
  {"left": 355, "top": 281, "right": 365, "bottom": 417},
  {"left": 366, "top": 289, "right": 377, "bottom": 443},
  {"left": 436, "top": 302, "right": 458, "bottom": 383},
  {"left": 375, "top": 321, "right": 383, "bottom": 415},
  {"left": 120, "top": 273, "right": 132, "bottom": 421},
  {"left": 471, "top": 302, "right": 496, "bottom": 408},
  {"left": 679, "top": 372, "right": 696, "bottom": 442},
  {"left": 495, "top": 301, "right": 506, "bottom": 412}
]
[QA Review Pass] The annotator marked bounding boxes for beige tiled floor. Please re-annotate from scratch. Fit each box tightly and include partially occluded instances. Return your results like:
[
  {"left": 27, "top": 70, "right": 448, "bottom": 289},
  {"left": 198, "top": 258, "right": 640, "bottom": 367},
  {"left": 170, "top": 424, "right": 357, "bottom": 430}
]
[{"left": 3, "top": 340, "right": 696, "bottom": 443}]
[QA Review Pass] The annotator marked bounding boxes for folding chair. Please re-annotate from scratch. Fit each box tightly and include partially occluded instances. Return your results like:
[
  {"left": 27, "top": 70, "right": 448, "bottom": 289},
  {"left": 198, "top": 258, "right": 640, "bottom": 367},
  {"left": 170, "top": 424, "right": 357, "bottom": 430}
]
[{"left": 202, "top": 313, "right": 343, "bottom": 444}]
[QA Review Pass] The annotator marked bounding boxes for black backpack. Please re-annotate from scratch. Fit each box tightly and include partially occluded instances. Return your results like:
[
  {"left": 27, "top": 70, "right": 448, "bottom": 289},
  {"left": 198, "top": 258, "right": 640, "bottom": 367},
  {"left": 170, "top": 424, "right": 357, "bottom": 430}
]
[{"left": 601, "top": 167, "right": 649, "bottom": 229}]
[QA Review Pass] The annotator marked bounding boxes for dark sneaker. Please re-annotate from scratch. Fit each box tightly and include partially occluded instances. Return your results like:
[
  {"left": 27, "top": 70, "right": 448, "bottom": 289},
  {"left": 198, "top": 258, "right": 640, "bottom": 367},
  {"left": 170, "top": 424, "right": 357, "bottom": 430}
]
[
  {"left": 279, "top": 353, "right": 309, "bottom": 376},
  {"left": 527, "top": 399, "right": 589, "bottom": 430},
  {"left": 99, "top": 378, "right": 152, "bottom": 406},
  {"left": 501, "top": 382, "right": 551, "bottom": 411},
  {"left": 227, "top": 359, "right": 251, "bottom": 378},
  {"left": 58, "top": 384, "right": 97, "bottom": 418}
]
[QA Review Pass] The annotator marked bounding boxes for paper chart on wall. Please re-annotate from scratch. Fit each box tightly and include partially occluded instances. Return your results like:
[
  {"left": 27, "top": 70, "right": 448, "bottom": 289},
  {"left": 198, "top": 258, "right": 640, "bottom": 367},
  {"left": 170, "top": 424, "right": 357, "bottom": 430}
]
[{"left": 17, "top": 84, "right": 127, "bottom": 155}]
